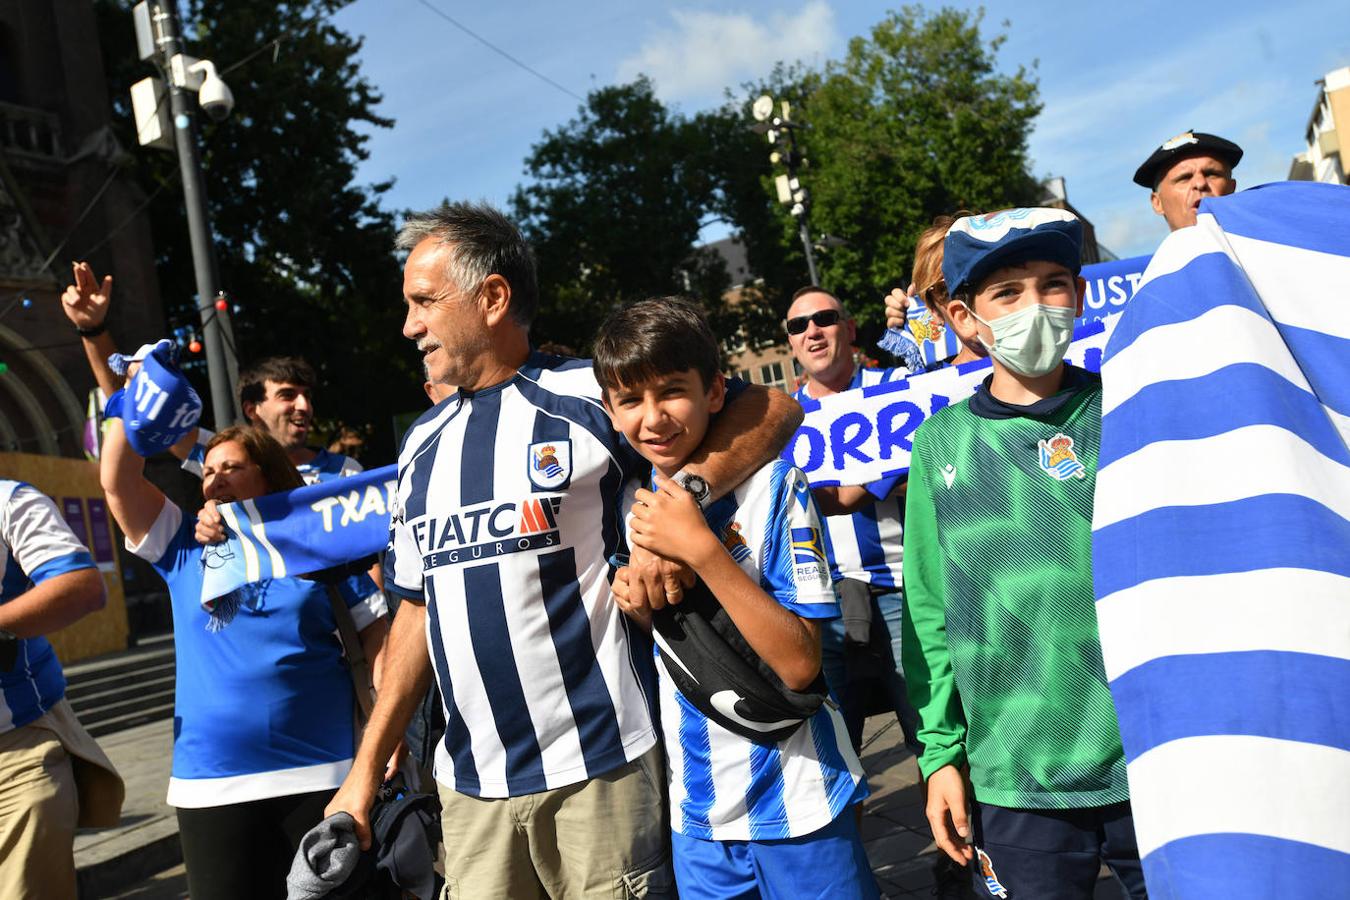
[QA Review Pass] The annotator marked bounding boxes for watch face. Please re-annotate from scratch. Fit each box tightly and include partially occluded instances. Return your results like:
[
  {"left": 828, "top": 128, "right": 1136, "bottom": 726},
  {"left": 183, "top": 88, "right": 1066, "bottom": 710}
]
[{"left": 683, "top": 475, "right": 709, "bottom": 498}]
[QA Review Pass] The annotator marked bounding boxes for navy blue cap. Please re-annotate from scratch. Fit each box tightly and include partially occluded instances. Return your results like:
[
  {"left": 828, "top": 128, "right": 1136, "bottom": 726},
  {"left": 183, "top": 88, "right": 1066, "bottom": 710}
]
[
  {"left": 1133, "top": 130, "right": 1243, "bottom": 188},
  {"left": 941, "top": 208, "right": 1084, "bottom": 296}
]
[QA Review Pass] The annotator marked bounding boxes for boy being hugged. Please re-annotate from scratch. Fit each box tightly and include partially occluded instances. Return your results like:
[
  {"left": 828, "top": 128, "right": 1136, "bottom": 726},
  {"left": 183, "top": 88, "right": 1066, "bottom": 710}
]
[
  {"left": 902, "top": 209, "right": 1145, "bottom": 899},
  {"left": 596, "top": 297, "right": 877, "bottom": 900}
]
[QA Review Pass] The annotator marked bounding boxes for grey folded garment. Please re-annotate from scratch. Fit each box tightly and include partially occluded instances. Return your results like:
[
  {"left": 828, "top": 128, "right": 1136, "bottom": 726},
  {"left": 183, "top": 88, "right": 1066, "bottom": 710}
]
[
  {"left": 287, "top": 811, "right": 363, "bottom": 900},
  {"left": 837, "top": 578, "right": 874, "bottom": 647}
]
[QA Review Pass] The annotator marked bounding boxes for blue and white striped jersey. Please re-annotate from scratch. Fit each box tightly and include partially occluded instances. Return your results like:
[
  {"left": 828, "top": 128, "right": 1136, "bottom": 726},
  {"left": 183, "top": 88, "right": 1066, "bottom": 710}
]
[
  {"left": 185, "top": 428, "right": 363, "bottom": 485},
  {"left": 795, "top": 366, "right": 906, "bottom": 589},
  {"left": 623, "top": 461, "right": 867, "bottom": 840},
  {"left": 387, "top": 352, "right": 659, "bottom": 798},
  {"left": 0, "top": 480, "right": 97, "bottom": 733}
]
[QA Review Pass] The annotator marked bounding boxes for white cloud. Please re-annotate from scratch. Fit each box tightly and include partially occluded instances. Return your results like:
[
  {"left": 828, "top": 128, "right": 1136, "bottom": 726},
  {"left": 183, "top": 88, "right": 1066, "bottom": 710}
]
[
  {"left": 616, "top": 2, "right": 838, "bottom": 105},
  {"left": 1025, "top": 4, "right": 1322, "bottom": 258}
]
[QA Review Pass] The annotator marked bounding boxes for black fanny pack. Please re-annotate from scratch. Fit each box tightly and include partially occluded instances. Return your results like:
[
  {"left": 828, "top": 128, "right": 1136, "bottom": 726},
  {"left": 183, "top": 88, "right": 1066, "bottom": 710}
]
[{"left": 651, "top": 581, "right": 828, "bottom": 744}]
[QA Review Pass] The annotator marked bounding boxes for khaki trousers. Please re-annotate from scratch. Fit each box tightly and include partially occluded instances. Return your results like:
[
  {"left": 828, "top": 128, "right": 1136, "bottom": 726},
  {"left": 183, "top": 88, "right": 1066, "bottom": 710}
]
[
  {"left": 0, "top": 718, "right": 79, "bottom": 899},
  {"left": 438, "top": 743, "right": 673, "bottom": 900},
  {"left": 0, "top": 699, "right": 124, "bottom": 900}
]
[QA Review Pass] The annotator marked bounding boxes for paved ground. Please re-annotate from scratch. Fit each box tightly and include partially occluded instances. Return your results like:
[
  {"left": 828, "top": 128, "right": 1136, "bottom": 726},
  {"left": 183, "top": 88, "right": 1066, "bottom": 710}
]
[{"left": 91, "top": 714, "right": 1127, "bottom": 898}]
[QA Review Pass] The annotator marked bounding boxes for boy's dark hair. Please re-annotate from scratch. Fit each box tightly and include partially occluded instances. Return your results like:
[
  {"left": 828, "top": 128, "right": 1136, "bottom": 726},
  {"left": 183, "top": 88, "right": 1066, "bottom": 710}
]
[
  {"left": 593, "top": 297, "right": 720, "bottom": 395},
  {"left": 238, "top": 356, "right": 316, "bottom": 407}
]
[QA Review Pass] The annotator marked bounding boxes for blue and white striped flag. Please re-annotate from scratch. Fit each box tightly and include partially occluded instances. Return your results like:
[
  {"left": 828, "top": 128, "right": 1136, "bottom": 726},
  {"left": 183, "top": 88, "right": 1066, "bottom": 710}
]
[{"left": 1093, "top": 181, "right": 1350, "bottom": 899}]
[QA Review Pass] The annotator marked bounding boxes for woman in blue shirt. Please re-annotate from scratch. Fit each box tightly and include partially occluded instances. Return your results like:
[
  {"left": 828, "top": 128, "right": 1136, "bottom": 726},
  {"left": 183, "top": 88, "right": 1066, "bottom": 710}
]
[{"left": 101, "top": 419, "right": 388, "bottom": 900}]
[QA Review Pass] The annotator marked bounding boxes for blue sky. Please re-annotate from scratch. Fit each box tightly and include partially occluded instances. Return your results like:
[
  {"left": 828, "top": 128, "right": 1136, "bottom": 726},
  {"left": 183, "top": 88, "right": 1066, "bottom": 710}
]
[{"left": 332, "top": 0, "right": 1348, "bottom": 260}]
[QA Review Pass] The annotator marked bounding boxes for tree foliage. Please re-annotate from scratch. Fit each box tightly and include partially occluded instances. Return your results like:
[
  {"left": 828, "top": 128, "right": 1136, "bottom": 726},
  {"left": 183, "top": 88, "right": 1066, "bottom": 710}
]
[
  {"left": 512, "top": 78, "right": 735, "bottom": 355},
  {"left": 759, "top": 6, "right": 1044, "bottom": 337},
  {"left": 513, "top": 6, "right": 1043, "bottom": 354},
  {"left": 95, "top": 0, "right": 419, "bottom": 460}
]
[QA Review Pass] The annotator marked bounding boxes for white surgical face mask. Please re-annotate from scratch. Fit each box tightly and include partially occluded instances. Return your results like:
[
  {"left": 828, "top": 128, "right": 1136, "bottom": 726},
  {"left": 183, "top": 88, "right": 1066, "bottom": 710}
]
[{"left": 962, "top": 302, "right": 1076, "bottom": 377}]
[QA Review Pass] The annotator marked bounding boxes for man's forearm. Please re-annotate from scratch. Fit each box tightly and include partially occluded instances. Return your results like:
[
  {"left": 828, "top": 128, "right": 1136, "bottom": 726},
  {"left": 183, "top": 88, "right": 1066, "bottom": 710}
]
[
  {"left": 350, "top": 600, "right": 432, "bottom": 783},
  {"left": 80, "top": 332, "right": 121, "bottom": 400},
  {"left": 684, "top": 386, "right": 803, "bottom": 501},
  {"left": 0, "top": 569, "right": 105, "bottom": 639},
  {"left": 359, "top": 616, "right": 390, "bottom": 693}
]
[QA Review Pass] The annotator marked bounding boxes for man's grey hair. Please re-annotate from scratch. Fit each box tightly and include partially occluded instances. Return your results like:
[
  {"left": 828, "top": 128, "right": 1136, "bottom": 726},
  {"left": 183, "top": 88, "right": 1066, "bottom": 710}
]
[{"left": 396, "top": 201, "right": 539, "bottom": 327}]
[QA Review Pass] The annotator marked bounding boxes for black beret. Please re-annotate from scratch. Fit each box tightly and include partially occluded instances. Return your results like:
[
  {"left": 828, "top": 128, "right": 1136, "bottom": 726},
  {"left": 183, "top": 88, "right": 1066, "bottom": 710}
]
[{"left": 1133, "top": 131, "right": 1244, "bottom": 188}]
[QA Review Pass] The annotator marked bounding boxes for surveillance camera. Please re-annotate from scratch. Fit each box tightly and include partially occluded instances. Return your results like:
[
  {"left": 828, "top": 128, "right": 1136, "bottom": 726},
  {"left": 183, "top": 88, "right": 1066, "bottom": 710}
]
[{"left": 187, "top": 60, "right": 234, "bottom": 122}]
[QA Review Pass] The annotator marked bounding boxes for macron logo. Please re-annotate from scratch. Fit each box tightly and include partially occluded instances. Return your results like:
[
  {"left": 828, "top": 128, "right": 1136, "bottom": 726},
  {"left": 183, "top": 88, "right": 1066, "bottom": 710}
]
[{"left": 942, "top": 464, "right": 957, "bottom": 489}]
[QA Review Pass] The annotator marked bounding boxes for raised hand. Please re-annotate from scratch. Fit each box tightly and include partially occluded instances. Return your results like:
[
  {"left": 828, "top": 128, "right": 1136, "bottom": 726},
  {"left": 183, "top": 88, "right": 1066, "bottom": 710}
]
[
  {"left": 884, "top": 284, "right": 916, "bottom": 331},
  {"left": 60, "top": 261, "right": 113, "bottom": 331}
]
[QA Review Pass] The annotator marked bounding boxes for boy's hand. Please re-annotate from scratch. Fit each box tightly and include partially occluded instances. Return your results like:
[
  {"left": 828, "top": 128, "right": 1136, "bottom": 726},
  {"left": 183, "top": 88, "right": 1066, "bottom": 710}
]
[
  {"left": 926, "top": 764, "right": 974, "bottom": 865},
  {"left": 61, "top": 261, "right": 113, "bottom": 331},
  {"left": 195, "top": 500, "right": 227, "bottom": 545},
  {"left": 630, "top": 482, "right": 719, "bottom": 571}
]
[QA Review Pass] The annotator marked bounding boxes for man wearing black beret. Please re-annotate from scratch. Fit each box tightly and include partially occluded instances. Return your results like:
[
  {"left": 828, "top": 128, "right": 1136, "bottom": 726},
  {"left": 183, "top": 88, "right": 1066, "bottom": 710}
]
[{"left": 1134, "top": 130, "right": 1243, "bottom": 231}]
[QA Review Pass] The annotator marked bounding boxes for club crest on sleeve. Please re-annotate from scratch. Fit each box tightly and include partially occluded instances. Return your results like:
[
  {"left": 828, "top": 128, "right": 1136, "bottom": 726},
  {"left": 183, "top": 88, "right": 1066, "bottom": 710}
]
[
  {"left": 527, "top": 440, "right": 572, "bottom": 490},
  {"left": 976, "top": 848, "right": 1009, "bottom": 898},
  {"left": 1037, "top": 432, "right": 1087, "bottom": 481}
]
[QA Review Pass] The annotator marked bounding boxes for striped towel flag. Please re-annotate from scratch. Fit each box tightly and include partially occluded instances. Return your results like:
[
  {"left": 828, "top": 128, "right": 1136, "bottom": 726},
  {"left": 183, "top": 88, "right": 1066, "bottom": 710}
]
[
  {"left": 1093, "top": 181, "right": 1350, "bottom": 899},
  {"left": 199, "top": 464, "right": 398, "bottom": 624}
]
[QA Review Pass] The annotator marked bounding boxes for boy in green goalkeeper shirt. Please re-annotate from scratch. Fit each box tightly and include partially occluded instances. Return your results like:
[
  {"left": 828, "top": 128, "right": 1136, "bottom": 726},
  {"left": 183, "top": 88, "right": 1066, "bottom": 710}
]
[{"left": 901, "top": 209, "right": 1146, "bottom": 900}]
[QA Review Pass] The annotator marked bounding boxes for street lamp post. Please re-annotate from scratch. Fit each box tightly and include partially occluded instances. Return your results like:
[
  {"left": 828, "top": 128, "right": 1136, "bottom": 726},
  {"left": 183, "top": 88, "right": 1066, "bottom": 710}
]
[
  {"left": 752, "top": 95, "right": 820, "bottom": 285},
  {"left": 133, "top": 1, "right": 241, "bottom": 427}
]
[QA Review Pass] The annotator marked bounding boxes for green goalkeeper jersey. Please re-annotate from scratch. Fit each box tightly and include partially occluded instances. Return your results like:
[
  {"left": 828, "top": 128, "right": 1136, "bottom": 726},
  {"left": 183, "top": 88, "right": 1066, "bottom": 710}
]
[{"left": 901, "top": 367, "right": 1129, "bottom": 809}]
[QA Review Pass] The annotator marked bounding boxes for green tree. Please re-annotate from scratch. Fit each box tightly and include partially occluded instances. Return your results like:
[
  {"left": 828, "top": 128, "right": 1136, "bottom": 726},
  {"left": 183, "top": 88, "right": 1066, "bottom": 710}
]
[
  {"left": 95, "top": 0, "right": 419, "bottom": 460},
  {"left": 768, "top": 6, "right": 1043, "bottom": 338},
  {"left": 512, "top": 78, "right": 735, "bottom": 355}
]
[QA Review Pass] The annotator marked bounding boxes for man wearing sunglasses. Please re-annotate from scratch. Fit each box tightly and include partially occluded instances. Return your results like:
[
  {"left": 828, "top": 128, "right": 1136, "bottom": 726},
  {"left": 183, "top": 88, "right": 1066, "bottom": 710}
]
[{"left": 786, "top": 287, "right": 923, "bottom": 758}]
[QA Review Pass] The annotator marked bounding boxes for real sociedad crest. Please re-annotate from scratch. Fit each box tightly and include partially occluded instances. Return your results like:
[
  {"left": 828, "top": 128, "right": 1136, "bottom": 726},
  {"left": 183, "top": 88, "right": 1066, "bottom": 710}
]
[
  {"left": 528, "top": 440, "right": 572, "bottom": 490},
  {"left": 907, "top": 308, "right": 946, "bottom": 345},
  {"left": 1038, "top": 432, "right": 1087, "bottom": 481},
  {"left": 976, "top": 849, "right": 1009, "bottom": 899}
]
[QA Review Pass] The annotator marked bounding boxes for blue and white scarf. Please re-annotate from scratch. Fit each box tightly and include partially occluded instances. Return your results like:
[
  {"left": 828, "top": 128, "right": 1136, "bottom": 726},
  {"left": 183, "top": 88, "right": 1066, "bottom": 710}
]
[{"left": 200, "top": 464, "right": 397, "bottom": 628}]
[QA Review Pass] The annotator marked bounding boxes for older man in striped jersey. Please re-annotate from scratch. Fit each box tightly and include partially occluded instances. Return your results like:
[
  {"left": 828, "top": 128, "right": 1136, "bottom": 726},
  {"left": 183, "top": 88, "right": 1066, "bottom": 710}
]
[{"left": 326, "top": 202, "right": 804, "bottom": 898}]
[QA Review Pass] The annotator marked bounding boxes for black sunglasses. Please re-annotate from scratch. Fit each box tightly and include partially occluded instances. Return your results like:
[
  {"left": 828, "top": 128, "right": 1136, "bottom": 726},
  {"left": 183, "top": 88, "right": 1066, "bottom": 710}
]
[{"left": 785, "top": 309, "right": 843, "bottom": 335}]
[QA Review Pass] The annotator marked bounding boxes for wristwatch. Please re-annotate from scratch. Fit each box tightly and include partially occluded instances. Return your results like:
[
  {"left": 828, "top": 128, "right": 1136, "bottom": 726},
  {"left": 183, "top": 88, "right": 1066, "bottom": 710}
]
[{"left": 672, "top": 471, "right": 710, "bottom": 510}]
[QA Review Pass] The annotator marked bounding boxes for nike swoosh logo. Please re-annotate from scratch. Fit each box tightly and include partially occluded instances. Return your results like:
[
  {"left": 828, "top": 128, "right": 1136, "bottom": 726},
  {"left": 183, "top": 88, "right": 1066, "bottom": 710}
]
[
  {"left": 709, "top": 690, "right": 802, "bottom": 734},
  {"left": 942, "top": 464, "right": 957, "bottom": 488}
]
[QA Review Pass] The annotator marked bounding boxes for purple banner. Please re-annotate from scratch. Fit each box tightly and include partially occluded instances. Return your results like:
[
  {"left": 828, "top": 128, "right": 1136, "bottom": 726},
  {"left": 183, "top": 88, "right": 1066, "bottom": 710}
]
[
  {"left": 86, "top": 498, "right": 115, "bottom": 564},
  {"left": 60, "top": 498, "right": 90, "bottom": 547}
]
